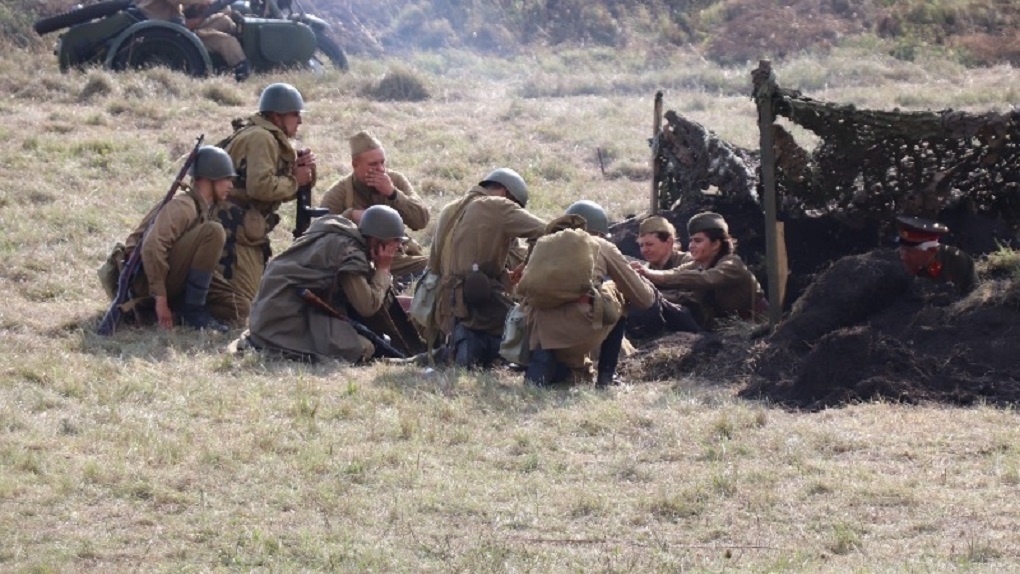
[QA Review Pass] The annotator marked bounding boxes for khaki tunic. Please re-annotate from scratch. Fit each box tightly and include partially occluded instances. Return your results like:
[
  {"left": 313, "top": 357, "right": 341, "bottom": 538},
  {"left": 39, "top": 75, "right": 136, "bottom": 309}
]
[
  {"left": 649, "top": 249, "right": 693, "bottom": 305},
  {"left": 656, "top": 254, "right": 765, "bottom": 326},
  {"left": 524, "top": 236, "right": 654, "bottom": 370},
  {"left": 124, "top": 188, "right": 224, "bottom": 300},
  {"left": 247, "top": 216, "right": 392, "bottom": 362},
  {"left": 429, "top": 187, "right": 546, "bottom": 335},
  {"left": 194, "top": 13, "right": 245, "bottom": 66},
  {"left": 320, "top": 170, "right": 429, "bottom": 277},
  {"left": 209, "top": 114, "right": 300, "bottom": 322}
]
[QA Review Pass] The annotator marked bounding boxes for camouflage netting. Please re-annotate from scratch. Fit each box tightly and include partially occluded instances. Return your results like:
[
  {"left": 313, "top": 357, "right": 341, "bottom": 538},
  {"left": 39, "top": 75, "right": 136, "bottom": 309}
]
[{"left": 616, "top": 63, "right": 1020, "bottom": 409}]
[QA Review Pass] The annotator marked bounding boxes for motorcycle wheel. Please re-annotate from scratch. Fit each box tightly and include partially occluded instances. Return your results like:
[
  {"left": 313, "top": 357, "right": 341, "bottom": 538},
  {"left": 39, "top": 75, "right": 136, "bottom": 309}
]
[
  {"left": 33, "top": 0, "right": 133, "bottom": 35},
  {"left": 314, "top": 30, "right": 348, "bottom": 71},
  {"left": 109, "top": 28, "right": 209, "bottom": 77}
]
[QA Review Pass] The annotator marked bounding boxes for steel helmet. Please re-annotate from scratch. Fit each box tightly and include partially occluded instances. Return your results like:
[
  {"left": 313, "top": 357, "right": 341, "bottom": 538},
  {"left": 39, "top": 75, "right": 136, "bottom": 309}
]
[
  {"left": 359, "top": 205, "right": 407, "bottom": 241},
  {"left": 190, "top": 146, "right": 237, "bottom": 180},
  {"left": 565, "top": 200, "right": 610, "bottom": 235},
  {"left": 480, "top": 168, "right": 528, "bottom": 207},
  {"left": 258, "top": 82, "right": 304, "bottom": 114}
]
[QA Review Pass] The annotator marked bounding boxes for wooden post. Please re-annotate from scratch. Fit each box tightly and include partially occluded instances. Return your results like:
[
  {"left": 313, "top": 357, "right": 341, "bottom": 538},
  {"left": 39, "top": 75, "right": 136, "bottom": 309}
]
[
  {"left": 753, "top": 60, "right": 783, "bottom": 328},
  {"left": 650, "top": 90, "right": 663, "bottom": 215}
]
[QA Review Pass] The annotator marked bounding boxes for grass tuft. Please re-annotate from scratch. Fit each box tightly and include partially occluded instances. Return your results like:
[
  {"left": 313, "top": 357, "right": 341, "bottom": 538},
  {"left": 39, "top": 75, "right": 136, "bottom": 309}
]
[{"left": 361, "top": 66, "right": 431, "bottom": 102}]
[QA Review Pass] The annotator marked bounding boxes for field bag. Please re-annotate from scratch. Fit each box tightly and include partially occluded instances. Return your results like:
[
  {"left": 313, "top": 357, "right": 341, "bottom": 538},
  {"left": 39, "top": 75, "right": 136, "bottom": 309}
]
[
  {"left": 516, "top": 228, "right": 596, "bottom": 309},
  {"left": 499, "top": 303, "right": 530, "bottom": 365},
  {"left": 98, "top": 242, "right": 128, "bottom": 302},
  {"left": 409, "top": 270, "right": 441, "bottom": 328}
]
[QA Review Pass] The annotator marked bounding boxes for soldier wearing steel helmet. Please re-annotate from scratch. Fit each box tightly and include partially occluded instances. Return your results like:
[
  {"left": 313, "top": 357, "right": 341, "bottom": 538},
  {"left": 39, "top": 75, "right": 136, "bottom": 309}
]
[
  {"left": 240, "top": 206, "right": 409, "bottom": 362},
  {"left": 428, "top": 168, "right": 547, "bottom": 368},
  {"left": 517, "top": 200, "right": 655, "bottom": 386},
  {"left": 207, "top": 82, "right": 317, "bottom": 324},
  {"left": 114, "top": 145, "right": 236, "bottom": 332}
]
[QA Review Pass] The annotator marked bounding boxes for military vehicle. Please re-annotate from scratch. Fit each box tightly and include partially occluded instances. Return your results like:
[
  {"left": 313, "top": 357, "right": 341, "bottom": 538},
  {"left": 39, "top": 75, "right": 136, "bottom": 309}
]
[{"left": 33, "top": 0, "right": 348, "bottom": 78}]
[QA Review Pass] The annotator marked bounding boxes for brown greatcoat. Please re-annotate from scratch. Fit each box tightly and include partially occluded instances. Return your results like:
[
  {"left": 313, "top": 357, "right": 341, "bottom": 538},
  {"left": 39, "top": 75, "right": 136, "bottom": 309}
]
[
  {"left": 655, "top": 254, "right": 765, "bottom": 326},
  {"left": 247, "top": 215, "right": 391, "bottom": 362},
  {"left": 208, "top": 113, "right": 301, "bottom": 323},
  {"left": 522, "top": 235, "right": 655, "bottom": 372},
  {"left": 429, "top": 187, "right": 546, "bottom": 336},
  {"left": 320, "top": 170, "right": 429, "bottom": 277},
  {"left": 123, "top": 187, "right": 225, "bottom": 300}
]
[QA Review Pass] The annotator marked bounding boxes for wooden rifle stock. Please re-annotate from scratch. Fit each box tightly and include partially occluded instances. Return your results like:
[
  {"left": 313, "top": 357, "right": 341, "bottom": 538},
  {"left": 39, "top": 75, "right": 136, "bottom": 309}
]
[
  {"left": 97, "top": 135, "right": 204, "bottom": 336},
  {"left": 296, "top": 288, "right": 406, "bottom": 359}
]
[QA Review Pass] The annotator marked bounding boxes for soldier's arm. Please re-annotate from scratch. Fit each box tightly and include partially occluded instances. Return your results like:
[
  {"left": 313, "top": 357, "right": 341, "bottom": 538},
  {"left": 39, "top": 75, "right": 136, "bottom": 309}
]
[
  {"left": 337, "top": 269, "right": 392, "bottom": 318},
  {"left": 501, "top": 202, "right": 547, "bottom": 241},
  {"left": 140, "top": 198, "right": 196, "bottom": 298},
  {"left": 603, "top": 240, "right": 655, "bottom": 310},
  {"left": 385, "top": 172, "right": 430, "bottom": 230},
  {"left": 240, "top": 132, "right": 300, "bottom": 203},
  {"left": 654, "top": 255, "right": 750, "bottom": 290}
]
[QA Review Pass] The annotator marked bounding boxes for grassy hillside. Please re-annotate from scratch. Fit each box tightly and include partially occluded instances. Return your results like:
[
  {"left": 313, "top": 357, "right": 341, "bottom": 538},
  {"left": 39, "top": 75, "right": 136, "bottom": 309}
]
[
  {"left": 2, "top": 22, "right": 1020, "bottom": 570},
  {"left": 15, "top": 0, "right": 1020, "bottom": 66}
]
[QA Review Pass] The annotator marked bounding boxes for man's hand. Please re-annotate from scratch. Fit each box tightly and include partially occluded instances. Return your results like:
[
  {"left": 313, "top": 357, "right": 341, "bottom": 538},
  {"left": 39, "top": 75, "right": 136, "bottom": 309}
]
[
  {"left": 296, "top": 148, "right": 317, "bottom": 187},
  {"left": 371, "top": 240, "right": 400, "bottom": 274},
  {"left": 155, "top": 295, "right": 174, "bottom": 330},
  {"left": 363, "top": 170, "right": 395, "bottom": 199},
  {"left": 509, "top": 263, "right": 525, "bottom": 287}
]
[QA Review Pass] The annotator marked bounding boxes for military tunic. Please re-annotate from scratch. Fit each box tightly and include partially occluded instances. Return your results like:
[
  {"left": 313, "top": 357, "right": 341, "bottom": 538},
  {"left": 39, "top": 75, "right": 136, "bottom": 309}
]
[
  {"left": 654, "top": 254, "right": 765, "bottom": 327},
  {"left": 247, "top": 216, "right": 391, "bottom": 362},
  {"left": 649, "top": 248, "right": 693, "bottom": 304},
  {"left": 523, "top": 236, "right": 654, "bottom": 372},
  {"left": 429, "top": 187, "right": 546, "bottom": 336},
  {"left": 123, "top": 187, "right": 225, "bottom": 301},
  {"left": 320, "top": 170, "right": 429, "bottom": 278},
  {"left": 135, "top": 0, "right": 206, "bottom": 21},
  {"left": 919, "top": 244, "right": 978, "bottom": 295},
  {"left": 208, "top": 113, "right": 300, "bottom": 323}
]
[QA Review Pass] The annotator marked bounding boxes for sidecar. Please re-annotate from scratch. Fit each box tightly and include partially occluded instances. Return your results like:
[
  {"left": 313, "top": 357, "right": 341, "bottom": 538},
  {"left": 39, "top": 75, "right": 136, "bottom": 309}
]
[{"left": 35, "top": 0, "right": 318, "bottom": 77}]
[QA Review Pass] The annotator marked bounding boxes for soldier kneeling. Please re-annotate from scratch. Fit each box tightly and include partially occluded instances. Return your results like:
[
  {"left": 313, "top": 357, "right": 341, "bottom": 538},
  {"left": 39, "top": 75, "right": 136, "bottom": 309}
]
[
  {"left": 516, "top": 201, "right": 655, "bottom": 387},
  {"left": 237, "top": 205, "right": 412, "bottom": 362}
]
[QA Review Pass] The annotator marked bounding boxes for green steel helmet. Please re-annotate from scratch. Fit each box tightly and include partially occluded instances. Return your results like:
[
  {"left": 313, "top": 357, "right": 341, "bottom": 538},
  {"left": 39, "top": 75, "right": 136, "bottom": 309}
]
[
  {"left": 565, "top": 200, "right": 609, "bottom": 235},
  {"left": 359, "top": 205, "right": 407, "bottom": 241},
  {"left": 480, "top": 167, "right": 528, "bottom": 207},
  {"left": 258, "top": 82, "right": 304, "bottom": 114},
  {"left": 190, "top": 146, "right": 237, "bottom": 180}
]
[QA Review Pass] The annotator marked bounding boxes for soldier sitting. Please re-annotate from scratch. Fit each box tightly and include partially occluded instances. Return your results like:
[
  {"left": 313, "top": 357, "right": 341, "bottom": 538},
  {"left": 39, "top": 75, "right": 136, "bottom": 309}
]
[
  {"left": 320, "top": 130, "right": 429, "bottom": 282},
  {"left": 134, "top": 0, "right": 250, "bottom": 81},
  {"left": 238, "top": 206, "right": 410, "bottom": 362},
  {"left": 108, "top": 146, "right": 236, "bottom": 332},
  {"left": 633, "top": 212, "right": 766, "bottom": 328},
  {"left": 895, "top": 215, "right": 978, "bottom": 295},
  {"left": 626, "top": 215, "right": 700, "bottom": 339},
  {"left": 517, "top": 201, "right": 655, "bottom": 387}
]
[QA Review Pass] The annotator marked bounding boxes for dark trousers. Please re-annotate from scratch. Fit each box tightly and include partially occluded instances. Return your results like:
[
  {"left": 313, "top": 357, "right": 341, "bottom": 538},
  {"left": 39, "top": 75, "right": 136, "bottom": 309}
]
[
  {"left": 526, "top": 317, "right": 628, "bottom": 386},
  {"left": 626, "top": 290, "right": 700, "bottom": 340},
  {"left": 452, "top": 321, "right": 502, "bottom": 369}
]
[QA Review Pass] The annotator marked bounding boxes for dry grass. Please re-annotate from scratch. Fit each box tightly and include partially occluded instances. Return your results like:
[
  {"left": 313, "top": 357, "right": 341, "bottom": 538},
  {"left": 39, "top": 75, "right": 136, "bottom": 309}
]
[{"left": 2, "top": 43, "right": 1020, "bottom": 572}]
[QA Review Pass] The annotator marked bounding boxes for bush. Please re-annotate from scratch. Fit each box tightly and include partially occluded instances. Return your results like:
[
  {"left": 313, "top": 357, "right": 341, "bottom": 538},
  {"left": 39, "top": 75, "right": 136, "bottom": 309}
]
[{"left": 361, "top": 66, "right": 431, "bottom": 102}]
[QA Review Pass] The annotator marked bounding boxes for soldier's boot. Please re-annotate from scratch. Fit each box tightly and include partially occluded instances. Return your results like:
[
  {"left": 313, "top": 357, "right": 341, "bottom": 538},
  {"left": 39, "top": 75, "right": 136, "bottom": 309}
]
[
  {"left": 233, "top": 60, "right": 251, "bottom": 82},
  {"left": 596, "top": 317, "right": 627, "bottom": 387},
  {"left": 180, "top": 269, "right": 230, "bottom": 332}
]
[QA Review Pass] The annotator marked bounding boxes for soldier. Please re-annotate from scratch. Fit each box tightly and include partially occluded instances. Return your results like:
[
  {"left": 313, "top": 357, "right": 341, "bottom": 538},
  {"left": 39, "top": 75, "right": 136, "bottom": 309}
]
[
  {"left": 518, "top": 201, "right": 655, "bottom": 386},
  {"left": 320, "top": 130, "right": 429, "bottom": 279},
  {"left": 117, "top": 146, "right": 235, "bottom": 331},
  {"left": 240, "top": 206, "right": 407, "bottom": 362},
  {"left": 134, "top": 0, "right": 249, "bottom": 81},
  {"left": 428, "top": 168, "right": 546, "bottom": 368},
  {"left": 207, "top": 82, "right": 316, "bottom": 324},
  {"left": 633, "top": 212, "right": 766, "bottom": 328},
  {"left": 626, "top": 215, "right": 700, "bottom": 339},
  {"left": 896, "top": 215, "right": 977, "bottom": 295}
]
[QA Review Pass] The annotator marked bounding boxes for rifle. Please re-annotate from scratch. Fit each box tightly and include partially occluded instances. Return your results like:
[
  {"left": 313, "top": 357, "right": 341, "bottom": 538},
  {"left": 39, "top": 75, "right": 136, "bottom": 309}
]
[
  {"left": 293, "top": 184, "right": 329, "bottom": 238},
  {"left": 97, "top": 135, "right": 204, "bottom": 336},
  {"left": 297, "top": 288, "right": 406, "bottom": 359}
]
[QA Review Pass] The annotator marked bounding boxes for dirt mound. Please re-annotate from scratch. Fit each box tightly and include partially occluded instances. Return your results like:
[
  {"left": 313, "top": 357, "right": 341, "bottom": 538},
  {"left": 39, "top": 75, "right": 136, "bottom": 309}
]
[{"left": 624, "top": 248, "right": 1020, "bottom": 409}]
